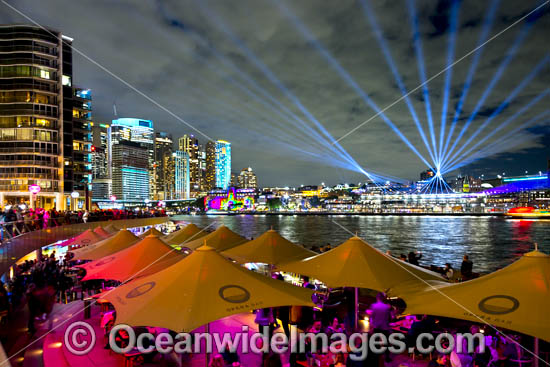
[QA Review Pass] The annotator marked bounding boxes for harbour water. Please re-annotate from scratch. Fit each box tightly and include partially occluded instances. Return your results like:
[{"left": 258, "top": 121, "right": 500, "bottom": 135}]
[{"left": 172, "top": 214, "right": 550, "bottom": 273}]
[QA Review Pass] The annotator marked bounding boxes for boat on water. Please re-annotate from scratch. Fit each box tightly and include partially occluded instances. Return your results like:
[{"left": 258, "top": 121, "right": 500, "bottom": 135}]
[{"left": 505, "top": 206, "right": 550, "bottom": 218}]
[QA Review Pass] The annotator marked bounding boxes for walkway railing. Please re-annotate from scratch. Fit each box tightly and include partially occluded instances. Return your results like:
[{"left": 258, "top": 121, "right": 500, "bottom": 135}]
[{"left": 0, "top": 216, "right": 170, "bottom": 276}]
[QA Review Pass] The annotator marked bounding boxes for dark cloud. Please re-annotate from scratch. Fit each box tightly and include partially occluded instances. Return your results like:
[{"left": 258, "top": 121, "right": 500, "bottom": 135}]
[{"left": 1, "top": 0, "right": 549, "bottom": 186}]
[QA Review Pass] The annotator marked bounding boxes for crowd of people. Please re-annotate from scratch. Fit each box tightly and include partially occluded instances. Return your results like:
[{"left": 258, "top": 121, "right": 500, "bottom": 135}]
[
  {"left": 0, "top": 207, "right": 166, "bottom": 239},
  {"left": 1, "top": 251, "right": 74, "bottom": 334}
]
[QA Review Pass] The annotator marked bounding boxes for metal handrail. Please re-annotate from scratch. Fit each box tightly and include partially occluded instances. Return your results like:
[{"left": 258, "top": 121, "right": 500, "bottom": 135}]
[{"left": 0, "top": 213, "right": 168, "bottom": 244}]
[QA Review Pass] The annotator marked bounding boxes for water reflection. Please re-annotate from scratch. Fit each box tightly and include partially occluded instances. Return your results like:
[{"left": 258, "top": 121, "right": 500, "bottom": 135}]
[{"left": 172, "top": 215, "right": 550, "bottom": 273}]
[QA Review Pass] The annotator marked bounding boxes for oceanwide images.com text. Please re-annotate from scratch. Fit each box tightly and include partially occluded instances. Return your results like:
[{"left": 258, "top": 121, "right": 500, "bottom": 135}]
[{"left": 65, "top": 322, "right": 485, "bottom": 359}]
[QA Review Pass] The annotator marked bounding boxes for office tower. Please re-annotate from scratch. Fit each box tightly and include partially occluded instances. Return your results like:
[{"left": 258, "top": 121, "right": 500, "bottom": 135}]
[
  {"left": 110, "top": 118, "right": 153, "bottom": 200},
  {"left": 198, "top": 144, "right": 207, "bottom": 191},
  {"left": 67, "top": 87, "right": 93, "bottom": 209},
  {"left": 205, "top": 141, "right": 216, "bottom": 191},
  {"left": 238, "top": 167, "right": 258, "bottom": 189},
  {"left": 154, "top": 132, "right": 173, "bottom": 200},
  {"left": 205, "top": 140, "right": 231, "bottom": 190},
  {"left": 91, "top": 122, "right": 111, "bottom": 200},
  {"left": 173, "top": 150, "right": 190, "bottom": 199},
  {"left": 178, "top": 134, "right": 201, "bottom": 194},
  {"left": 111, "top": 141, "right": 149, "bottom": 201},
  {"left": 0, "top": 25, "right": 87, "bottom": 210}
]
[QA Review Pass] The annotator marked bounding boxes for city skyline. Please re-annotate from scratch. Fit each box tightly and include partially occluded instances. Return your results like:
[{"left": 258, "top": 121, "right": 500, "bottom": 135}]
[{"left": 0, "top": 0, "right": 549, "bottom": 187}]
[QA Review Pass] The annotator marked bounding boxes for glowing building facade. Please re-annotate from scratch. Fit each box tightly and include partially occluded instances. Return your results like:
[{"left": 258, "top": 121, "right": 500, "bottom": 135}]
[
  {"left": 111, "top": 140, "right": 149, "bottom": 201},
  {"left": 205, "top": 140, "right": 231, "bottom": 190},
  {"left": 178, "top": 134, "right": 201, "bottom": 194},
  {"left": 238, "top": 167, "right": 257, "bottom": 189},
  {"left": 173, "top": 150, "right": 190, "bottom": 200}
]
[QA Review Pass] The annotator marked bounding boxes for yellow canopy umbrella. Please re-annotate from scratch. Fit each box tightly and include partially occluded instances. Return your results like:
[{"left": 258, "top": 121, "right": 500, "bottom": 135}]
[
  {"left": 93, "top": 226, "right": 112, "bottom": 239},
  {"left": 140, "top": 227, "right": 163, "bottom": 238},
  {"left": 222, "top": 229, "right": 317, "bottom": 265},
  {"left": 70, "top": 230, "right": 139, "bottom": 261},
  {"left": 103, "top": 245, "right": 314, "bottom": 331},
  {"left": 278, "top": 236, "right": 444, "bottom": 329},
  {"left": 163, "top": 223, "right": 206, "bottom": 246},
  {"left": 278, "top": 236, "right": 444, "bottom": 289},
  {"left": 65, "top": 229, "right": 103, "bottom": 248},
  {"left": 182, "top": 225, "right": 246, "bottom": 251},
  {"left": 395, "top": 250, "right": 550, "bottom": 342},
  {"left": 104, "top": 224, "right": 120, "bottom": 234},
  {"left": 79, "top": 235, "right": 183, "bottom": 282}
]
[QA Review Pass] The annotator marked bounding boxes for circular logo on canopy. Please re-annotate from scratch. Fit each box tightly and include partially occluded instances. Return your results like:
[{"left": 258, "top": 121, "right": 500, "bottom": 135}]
[
  {"left": 126, "top": 282, "right": 156, "bottom": 299},
  {"left": 478, "top": 295, "right": 520, "bottom": 315},
  {"left": 94, "top": 256, "right": 115, "bottom": 267},
  {"left": 219, "top": 285, "right": 250, "bottom": 303}
]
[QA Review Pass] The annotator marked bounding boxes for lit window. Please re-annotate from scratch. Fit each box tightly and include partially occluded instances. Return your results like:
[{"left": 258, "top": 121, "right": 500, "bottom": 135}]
[
  {"left": 62, "top": 75, "right": 72, "bottom": 86},
  {"left": 40, "top": 69, "right": 50, "bottom": 80}
]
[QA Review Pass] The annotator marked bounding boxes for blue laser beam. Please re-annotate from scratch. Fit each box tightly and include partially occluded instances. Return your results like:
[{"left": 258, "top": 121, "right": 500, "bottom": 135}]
[
  {"left": 195, "top": 0, "right": 365, "bottom": 173},
  {"left": 406, "top": 0, "right": 438, "bottom": 164},
  {"left": 441, "top": 109, "right": 550, "bottom": 173},
  {"left": 438, "top": 0, "right": 461, "bottom": 164},
  {"left": 271, "top": 0, "right": 434, "bottom": 170},
  {"left": 440, "top": 0, "right": 501, "bottom": 163},
  {"left": 359, "top": 0, "right": 437, "bottom": 167},
  {"left": 442, "top": 89, "right": 550, "bottom": 171},
  {"left": 442, "top": 55, "right": 549, "bottom": 171},
  {"left": 440, "top": 23, "right": 533, "bottom": 165}
]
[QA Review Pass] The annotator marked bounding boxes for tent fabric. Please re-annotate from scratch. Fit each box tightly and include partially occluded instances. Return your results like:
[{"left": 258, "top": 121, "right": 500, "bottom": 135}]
[
  {"left": 93, "top": 227, "right": 112, "bottom": 239},
  {"left": 103, "top": 245, "right": 314, "bottom": 332},
  {"left": 395, "top": 250, "right": 550, "bottom": 341},
  {"left": 182, "top": 225, "right": 246, "bottom": 251},
  {"left": 140, "top": 227, "right": 163, "bottom": 238},
  {"left": 222, "top": 229, "right": 316, "bottom": 265},
  {"left": 163, "top": 224, "right": 206, "bottom": 246},
  {"left": 70, "top": 230, "right": 139, "bottom": 261},
  {"left": 104, "top": 224, "right": 120, "bottom": 234},
  {"left": 79, "top": 235, "right": 183, "bottom": 282},
  {"left": 278, "top": 236, "right": 444, "bottom": 290},
  {"left": 64, "top": 229, "right": 103, "bottom": 248}
]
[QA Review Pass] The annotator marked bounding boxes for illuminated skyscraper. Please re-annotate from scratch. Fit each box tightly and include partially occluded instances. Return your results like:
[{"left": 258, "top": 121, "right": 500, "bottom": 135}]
[
  {"left": 178, "top": 134, "right": 201, "bottom": 194},
  {"left": 154, "top": 132, "right": 173, "bottom": 200},
  {"left": 110, "top": 118, "right": 154, "bottom": 197},
  {"left": 91, "top": 122, "right": 111, "bottom": 200},
  {"left": 0, "top": 25, "right": 92, "bottom": 210},
  {"left": 173, "top": 150, "right": 190, "bottom": 199},
  {"left": 112, "top": 141, "right": 149, "bottom": 201},
  {"left": 238, "top": 167, "right": 258, "bottom": 189},
  {"left": 205, "top": 140, "right": 231, "bottom": 190}
]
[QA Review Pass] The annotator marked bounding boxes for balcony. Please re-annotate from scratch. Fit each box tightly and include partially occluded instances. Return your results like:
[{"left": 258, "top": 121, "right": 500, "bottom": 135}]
[{"left": 0, "top": 160, "right": 59, "bottom": 168}]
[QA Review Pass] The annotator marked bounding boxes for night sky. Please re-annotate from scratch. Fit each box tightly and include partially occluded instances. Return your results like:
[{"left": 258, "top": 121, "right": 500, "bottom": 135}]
[{"left": 2, "top": 0, "right": 549, "bottom": 186}]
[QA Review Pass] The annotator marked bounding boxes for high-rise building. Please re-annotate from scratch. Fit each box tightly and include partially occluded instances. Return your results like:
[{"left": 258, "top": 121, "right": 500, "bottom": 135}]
[
  {"left": 110, "top": 118, "right": 153, "bottom": 200},
  {"left": 173, "top": 150, "right": 190, "bottom": 199},
  {"left": 178, "top": 134, "right": 201, "bottom": 194},
  {"left": 67, "top": 87, "right": 93, "bottom": 209},
  {"left": 205, "top": 140, "right": 231, "bottom": 190},
  {"left": 153, "top": 132, "right": 173, "bottom": 200},
  {"left": 238, "top": 167, "right": 258, "bottom": 189},
  {"left": 91, "top": 122, "right": 111, "bottom": 200},
  {"left": 111, "top": 140, "right": 149, "bottom": 201},
  {"left": 0, "top": 25, "right": 87, "bottom": 210}
]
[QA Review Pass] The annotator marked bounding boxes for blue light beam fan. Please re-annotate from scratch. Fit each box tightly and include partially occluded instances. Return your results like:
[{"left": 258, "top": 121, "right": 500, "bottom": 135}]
[
  {"left": 438, "top": 0, "right": 461, "bottom": 165},
  {"left": 271, "top": 0, "right": 435, "bottom": 170},
  {"left": 440, "top": 0, "right": 500, "bottom": 163},
  {"left": 194, "top": 0, "right": 371, "bottom": 177},
  {"left": 440, "top": 22, "right": 535, "bottom": 165},
  {"left": 442, "top": 88, "right": 550, "bottom": 173},
  {"left": 441, "top": 56, "right": 549, "bottom": 171},
  {"left": 359, "top": 0, "right": 437, "bottom": 167},
  {"left": 406, "top": 0, "right": 438, "bottom": 163}
]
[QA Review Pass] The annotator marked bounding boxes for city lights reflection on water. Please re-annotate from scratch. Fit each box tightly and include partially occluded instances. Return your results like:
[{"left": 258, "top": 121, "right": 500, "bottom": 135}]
[{"left": 173, "top": 215, "right": 550, "bottom": 273}]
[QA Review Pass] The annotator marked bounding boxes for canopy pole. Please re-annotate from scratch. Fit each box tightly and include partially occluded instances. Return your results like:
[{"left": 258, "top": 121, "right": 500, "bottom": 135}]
[
  {"left": 205, "top": 323, "right": 210, "bottom": 367},
  {"left": 534, "top": 337, "right": 539, "bottom": 367},
  {"left": 354, "top": 287, "right": 358, "bottom": 330}
]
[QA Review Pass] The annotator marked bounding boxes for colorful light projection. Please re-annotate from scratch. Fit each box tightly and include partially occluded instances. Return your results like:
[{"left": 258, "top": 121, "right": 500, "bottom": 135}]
[{"left": 205, "top": 188, "right": 255, "bottom": 211}]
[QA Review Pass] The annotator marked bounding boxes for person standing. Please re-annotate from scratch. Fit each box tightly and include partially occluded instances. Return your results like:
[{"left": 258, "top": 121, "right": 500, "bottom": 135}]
[
  {"left": 461, "top": 255, "right": 473, "bottom": 280},
  {"left": 367, "top": 292, "right": 393, "bottom": 362}
]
